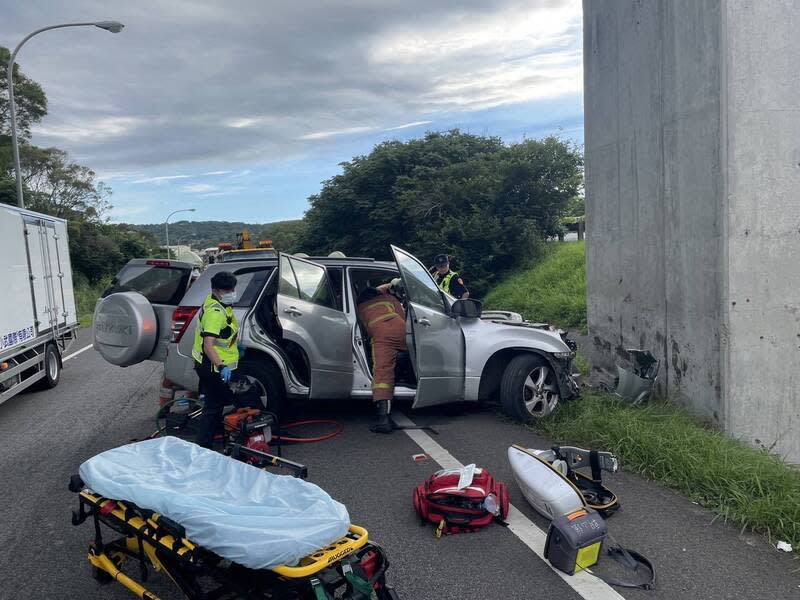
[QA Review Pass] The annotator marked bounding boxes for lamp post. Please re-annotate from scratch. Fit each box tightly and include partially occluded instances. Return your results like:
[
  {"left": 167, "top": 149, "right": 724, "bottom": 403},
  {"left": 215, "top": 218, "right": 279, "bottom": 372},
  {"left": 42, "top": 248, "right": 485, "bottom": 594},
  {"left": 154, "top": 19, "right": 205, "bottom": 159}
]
[
  {"left": 165, "top": 208, "right": 196, "bottom": 259},
  {"left": 6, "top": 21, "right": 125, "bottom": 209}
]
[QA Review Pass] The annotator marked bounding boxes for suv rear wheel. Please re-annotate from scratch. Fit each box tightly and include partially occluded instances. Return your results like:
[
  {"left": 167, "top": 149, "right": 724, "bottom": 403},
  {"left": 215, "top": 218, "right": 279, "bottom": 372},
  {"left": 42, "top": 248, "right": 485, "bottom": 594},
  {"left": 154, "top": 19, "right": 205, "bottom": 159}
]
[
  {"left": 236, "top": 359, "right": 285, "bottom": 417},
  {"left": 500, "top": 354, "right": 560, "bottom": 422}
]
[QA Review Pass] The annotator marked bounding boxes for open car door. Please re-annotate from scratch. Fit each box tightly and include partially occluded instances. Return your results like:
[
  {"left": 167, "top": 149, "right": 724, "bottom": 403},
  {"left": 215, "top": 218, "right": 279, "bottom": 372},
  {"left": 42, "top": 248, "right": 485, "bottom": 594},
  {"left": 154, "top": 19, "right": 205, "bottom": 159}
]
[
  {"left": 391, "top": 246, "right": 464, "bottom": 408},
  {"left": 276, "top": 253, "right": 352, "bottom": 398},
  {"left": 93, "top": 259, "right": 193, "bottom": 366}
]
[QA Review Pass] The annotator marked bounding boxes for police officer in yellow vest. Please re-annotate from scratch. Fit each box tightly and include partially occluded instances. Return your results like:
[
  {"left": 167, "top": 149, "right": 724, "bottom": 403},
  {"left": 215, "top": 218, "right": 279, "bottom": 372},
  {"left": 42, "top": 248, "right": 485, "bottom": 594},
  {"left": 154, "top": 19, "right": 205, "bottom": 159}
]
[
  {"left": 192, "top": 271, "right": 242, "bottom": 448},
  {"left": 431, "top": 254, "right": 469, "bottom": 299}
]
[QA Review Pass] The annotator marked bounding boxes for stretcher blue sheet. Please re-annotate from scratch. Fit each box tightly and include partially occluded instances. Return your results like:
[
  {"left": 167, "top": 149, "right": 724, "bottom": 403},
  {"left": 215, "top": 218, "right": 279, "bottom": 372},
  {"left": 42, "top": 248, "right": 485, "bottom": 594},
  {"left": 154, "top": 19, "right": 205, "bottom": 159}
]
[{"left": 79, "top": 437, "right": 350, "bottom": 569}]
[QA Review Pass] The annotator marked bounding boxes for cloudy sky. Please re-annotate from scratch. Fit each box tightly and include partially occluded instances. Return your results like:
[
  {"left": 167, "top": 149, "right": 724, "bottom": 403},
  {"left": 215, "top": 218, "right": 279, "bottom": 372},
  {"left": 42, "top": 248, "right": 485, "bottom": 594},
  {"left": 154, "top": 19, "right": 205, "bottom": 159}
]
[{"left": 2, "top": 0, "right": 583, "bottom": 224}]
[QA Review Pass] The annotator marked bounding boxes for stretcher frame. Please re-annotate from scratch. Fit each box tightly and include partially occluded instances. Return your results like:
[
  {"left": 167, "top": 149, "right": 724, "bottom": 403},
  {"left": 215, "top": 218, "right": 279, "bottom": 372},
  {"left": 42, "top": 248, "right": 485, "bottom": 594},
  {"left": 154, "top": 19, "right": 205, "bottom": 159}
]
[{"left": 70, "top": 444, "right": 399, "bottom": 600}]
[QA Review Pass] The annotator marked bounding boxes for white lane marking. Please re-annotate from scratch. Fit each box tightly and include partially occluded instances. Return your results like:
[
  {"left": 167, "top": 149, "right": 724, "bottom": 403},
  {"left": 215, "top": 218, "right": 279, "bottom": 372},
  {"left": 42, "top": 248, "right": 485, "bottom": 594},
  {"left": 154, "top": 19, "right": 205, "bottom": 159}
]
[
  {"left": 393, "top": 412, "right": 626, "bottom": 600},
  {"left": 63, "top": 343, "right": 94, "bottom": 362}
]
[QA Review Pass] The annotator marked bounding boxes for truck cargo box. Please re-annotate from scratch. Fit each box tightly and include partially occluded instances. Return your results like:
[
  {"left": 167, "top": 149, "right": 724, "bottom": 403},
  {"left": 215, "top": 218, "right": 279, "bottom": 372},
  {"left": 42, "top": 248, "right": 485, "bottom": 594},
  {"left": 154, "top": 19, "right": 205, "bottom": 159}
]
[{"left": 0, "top": 204, "right": 78, "bottom": 404}]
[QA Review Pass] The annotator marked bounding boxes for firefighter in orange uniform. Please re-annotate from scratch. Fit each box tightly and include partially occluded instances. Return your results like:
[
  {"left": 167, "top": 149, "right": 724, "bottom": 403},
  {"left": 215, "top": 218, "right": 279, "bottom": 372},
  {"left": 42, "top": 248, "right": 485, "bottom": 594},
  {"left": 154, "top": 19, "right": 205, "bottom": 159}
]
[{"left": 356, "top": 278, "right": 406, "bottom": 433}]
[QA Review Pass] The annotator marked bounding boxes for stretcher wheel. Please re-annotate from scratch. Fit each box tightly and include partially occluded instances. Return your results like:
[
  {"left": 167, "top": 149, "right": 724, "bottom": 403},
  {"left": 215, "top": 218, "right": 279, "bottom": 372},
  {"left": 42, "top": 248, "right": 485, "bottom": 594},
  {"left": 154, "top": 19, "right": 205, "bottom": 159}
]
[
  {"left": 378, "top": 585, "right": 401, "bottom": 600},
  {"left": 91, "top": 565, "right": 113, "bottom": 584}
]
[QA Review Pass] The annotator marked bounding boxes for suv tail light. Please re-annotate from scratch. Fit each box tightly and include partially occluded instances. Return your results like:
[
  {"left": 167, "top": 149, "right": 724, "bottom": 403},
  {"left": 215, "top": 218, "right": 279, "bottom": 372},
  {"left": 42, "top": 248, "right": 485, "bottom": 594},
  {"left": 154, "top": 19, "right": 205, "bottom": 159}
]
[{"left": 171, "top": 306, "right": 200, "bottom": 343}]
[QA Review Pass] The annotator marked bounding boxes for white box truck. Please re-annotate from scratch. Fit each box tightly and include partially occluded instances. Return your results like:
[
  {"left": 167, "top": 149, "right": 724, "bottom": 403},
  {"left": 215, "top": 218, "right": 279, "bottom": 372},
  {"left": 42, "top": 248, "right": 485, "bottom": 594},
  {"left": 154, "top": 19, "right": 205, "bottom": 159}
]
[{"left": 0, "top": 204, "right": 78, "bottom": 404}]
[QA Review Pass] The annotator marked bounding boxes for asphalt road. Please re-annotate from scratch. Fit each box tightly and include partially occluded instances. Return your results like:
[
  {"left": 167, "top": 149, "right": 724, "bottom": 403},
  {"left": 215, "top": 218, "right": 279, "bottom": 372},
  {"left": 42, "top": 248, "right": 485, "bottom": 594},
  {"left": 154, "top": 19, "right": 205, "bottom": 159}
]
[{"left": 0, "top": 328, "right": 798, "bottom": 600}]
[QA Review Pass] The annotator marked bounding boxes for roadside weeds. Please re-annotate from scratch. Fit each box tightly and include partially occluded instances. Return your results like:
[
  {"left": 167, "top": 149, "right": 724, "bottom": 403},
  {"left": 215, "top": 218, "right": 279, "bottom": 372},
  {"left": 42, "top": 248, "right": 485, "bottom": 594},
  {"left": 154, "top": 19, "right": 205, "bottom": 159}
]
[{"left": 530, "top": 392, "right": 800, "bottom": 550}]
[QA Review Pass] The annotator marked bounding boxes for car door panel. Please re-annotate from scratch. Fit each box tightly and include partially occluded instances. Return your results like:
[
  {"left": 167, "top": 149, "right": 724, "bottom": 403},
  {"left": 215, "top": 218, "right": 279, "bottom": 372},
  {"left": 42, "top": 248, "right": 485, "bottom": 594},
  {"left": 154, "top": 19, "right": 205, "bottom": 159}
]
[
  {"left": 276, "top": 254, "right": 352, "bottom": 398},
  {"left": 391, "top": 246, "right": 464, "bottom": 408}
]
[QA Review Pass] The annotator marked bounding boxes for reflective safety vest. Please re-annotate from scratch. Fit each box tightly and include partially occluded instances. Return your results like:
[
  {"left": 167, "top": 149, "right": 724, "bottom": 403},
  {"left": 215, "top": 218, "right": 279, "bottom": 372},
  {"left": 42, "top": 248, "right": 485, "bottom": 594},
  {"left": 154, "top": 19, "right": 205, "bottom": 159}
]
[
  {"left": 436, "top": 270, "right": 458, "bottom": 294},
  {"left": 192, "top": 294, "right": 239, "bottom": 369}
]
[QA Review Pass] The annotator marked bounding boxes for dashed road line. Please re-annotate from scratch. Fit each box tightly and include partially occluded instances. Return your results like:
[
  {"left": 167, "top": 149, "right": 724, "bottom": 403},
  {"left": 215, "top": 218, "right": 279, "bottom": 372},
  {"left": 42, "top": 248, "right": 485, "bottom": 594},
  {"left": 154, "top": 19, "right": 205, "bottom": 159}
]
[{"left": 63, "top": 343, "right": 94, "bottom": 362}]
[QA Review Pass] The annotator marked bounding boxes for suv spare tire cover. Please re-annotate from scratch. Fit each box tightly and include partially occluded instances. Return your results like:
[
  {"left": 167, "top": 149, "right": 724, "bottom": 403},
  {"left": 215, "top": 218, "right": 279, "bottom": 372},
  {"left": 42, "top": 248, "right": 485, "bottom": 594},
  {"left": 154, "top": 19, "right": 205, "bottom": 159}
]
[{"left": 93, "top": 292, "right": 158, "bottom": 367}]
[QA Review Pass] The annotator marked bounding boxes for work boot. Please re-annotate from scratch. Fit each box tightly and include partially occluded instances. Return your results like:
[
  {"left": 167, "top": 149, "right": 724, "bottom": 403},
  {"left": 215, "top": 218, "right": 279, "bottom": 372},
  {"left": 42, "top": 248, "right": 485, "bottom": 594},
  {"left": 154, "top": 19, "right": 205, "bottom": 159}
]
[{"left": 369, "top": 400, "right": 393, "bottom": 434}]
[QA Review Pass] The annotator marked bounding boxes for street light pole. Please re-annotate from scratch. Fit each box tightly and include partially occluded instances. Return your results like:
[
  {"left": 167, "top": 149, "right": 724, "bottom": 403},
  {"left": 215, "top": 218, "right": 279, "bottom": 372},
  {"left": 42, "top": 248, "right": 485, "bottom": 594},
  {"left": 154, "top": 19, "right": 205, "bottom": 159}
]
[
  {"left": 165, "top": 208, "right": 196, "bottom": 259},
  {"left": 6, "top": 21, "right": 124, "bottom": 208}
]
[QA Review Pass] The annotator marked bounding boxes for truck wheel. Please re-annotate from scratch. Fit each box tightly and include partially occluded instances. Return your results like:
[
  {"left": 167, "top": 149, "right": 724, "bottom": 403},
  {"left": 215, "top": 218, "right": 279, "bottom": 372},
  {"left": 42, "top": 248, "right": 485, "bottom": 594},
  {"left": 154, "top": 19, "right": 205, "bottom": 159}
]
[
  {"left": 500, "top": 354, "right": 560, "bottom": 422},
  {"left": 236, "top": 360, "right": 285, "bottom": 417},
  {"left": 39, "top": 343, "right": 62, "bottom": 389}
]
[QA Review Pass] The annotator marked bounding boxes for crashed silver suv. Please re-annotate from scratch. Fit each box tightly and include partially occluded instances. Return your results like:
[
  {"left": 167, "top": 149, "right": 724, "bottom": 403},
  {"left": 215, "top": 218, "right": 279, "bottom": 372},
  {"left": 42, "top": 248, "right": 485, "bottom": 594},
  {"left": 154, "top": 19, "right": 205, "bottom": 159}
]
[{"left": 93, "top": 247, "right": 578, "bottom": 421}]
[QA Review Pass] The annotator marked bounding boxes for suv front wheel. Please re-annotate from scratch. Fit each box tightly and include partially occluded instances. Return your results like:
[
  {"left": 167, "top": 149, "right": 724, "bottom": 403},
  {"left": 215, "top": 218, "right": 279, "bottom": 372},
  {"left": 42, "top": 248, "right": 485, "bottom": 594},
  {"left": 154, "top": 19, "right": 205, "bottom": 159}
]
[
  {"left": 236, "top": 359, "right": 286, "bottom": 417},
  {"left": 500, "top": 354, "right": 560, "bottom": 422}
]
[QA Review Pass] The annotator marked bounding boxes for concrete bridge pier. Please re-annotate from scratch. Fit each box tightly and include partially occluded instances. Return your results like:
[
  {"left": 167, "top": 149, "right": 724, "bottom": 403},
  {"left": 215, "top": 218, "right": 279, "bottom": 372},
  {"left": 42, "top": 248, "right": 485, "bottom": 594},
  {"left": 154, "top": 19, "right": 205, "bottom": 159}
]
[{"left": 583, "top": 0, "right": 800, "bottom": 462}]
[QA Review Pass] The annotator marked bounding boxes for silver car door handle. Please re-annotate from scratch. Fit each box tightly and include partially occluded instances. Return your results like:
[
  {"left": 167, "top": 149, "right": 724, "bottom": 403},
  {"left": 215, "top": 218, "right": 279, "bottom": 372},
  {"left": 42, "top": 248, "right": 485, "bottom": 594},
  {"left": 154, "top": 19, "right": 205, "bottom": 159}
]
[
  {"left": 284, "top": 307, "right": 303, "bottom": 317},
  {"left": 417, "top": 317, "right": 431, "bottom": 327}
]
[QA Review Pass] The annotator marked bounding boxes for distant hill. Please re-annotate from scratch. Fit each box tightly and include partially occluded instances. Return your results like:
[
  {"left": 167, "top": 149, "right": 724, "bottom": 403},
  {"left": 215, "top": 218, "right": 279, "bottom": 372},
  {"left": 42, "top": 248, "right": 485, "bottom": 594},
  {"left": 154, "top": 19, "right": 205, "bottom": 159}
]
[{"left": 130, "top": 220, "right": 304, "bottom": 253}]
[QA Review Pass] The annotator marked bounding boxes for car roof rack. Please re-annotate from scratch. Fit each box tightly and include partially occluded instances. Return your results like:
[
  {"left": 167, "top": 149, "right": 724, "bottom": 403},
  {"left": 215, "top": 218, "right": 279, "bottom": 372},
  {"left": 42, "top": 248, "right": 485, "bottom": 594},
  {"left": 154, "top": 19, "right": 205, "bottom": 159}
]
[{"left": 306, "top": 256, "right": 375, "bottom": 262}]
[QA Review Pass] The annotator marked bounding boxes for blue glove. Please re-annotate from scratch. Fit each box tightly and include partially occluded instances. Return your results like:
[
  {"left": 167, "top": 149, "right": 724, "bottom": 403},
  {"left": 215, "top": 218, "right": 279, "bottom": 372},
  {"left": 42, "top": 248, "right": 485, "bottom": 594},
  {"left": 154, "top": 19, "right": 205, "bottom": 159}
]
[
  {"left": 220, "top": 366, "right": 232, "bottom": 383},
  {"left": 237, "top": 343, "right": 246, "bottom": 357}
]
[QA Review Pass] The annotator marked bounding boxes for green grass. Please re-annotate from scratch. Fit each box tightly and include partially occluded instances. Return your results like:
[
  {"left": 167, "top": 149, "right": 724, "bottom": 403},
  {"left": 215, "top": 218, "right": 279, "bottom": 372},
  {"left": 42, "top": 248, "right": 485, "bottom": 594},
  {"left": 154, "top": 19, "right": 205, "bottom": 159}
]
[
  {"left": 532, "top": 392, "right": 800, "bottom": 547},
  {"left": 483, "top": 241, "right": 586, "bottom": 331},
  {"left": 74, "top": 277, "right": 110, "bottom": 327}
]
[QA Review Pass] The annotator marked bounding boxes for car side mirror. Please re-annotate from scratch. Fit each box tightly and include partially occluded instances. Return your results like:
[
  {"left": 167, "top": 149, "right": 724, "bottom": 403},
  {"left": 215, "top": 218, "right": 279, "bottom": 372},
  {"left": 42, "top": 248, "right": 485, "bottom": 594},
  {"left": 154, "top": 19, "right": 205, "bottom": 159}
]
[{"left": 451, "top": 298, "right": 482, "bottom": 319}]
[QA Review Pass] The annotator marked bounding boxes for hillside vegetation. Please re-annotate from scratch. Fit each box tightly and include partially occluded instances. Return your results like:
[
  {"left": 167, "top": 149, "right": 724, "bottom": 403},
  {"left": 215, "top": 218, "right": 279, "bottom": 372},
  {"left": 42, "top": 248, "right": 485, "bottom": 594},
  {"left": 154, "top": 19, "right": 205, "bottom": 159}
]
[
  {"left": 483, "top": 241, "right": 586, "bottom": 330},
  {"left": 132, "top": 219, "right": 303, "bottom": 252}
]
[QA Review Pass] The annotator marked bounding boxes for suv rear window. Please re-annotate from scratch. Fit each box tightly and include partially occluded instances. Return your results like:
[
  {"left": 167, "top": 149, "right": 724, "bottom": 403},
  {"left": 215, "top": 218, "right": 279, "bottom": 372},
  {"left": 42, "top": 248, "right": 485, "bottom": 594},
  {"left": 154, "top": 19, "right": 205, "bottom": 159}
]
[
  {"left": 181, "top": 266, "right": 274, "bottom": 308},
  {"left": 104, "top": 263, "right": 190, "bottom": 305}
]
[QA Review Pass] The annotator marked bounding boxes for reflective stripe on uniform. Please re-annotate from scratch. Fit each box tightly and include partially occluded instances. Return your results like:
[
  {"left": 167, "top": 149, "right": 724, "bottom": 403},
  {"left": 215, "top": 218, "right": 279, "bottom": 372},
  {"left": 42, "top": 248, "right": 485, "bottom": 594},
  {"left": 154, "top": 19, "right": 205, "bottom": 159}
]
[
  {"left": 367, "top": 311, "right": 399, "bottom": 327},
  {"left": 373, "top": 383, "right": 391, "bottom": 389},
  {"left": 361, "top": 298, "right": 402, "bottom": 329}
]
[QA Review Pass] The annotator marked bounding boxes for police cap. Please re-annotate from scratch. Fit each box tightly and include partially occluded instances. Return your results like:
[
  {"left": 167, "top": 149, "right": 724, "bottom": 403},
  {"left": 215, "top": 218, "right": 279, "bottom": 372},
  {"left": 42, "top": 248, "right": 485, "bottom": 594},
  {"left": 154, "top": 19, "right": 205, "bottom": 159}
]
[{"left": 434, "top": 254, "right": 449, "bottom": 267}]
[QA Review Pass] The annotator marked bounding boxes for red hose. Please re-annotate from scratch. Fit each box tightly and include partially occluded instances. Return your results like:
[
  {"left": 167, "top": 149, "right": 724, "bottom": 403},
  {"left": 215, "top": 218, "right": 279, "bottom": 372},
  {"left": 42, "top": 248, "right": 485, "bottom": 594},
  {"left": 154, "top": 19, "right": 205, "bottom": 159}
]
[{"left": 274, "top": 419, "right": 343, "bottom": 443}]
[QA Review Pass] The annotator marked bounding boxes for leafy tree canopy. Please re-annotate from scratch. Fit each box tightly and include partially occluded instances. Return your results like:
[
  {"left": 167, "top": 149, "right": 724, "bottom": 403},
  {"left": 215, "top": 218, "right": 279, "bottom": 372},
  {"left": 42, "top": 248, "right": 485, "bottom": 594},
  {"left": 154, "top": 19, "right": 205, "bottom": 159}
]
[{"left": 298, "top": 130, "right": 583, "bottom": 294}]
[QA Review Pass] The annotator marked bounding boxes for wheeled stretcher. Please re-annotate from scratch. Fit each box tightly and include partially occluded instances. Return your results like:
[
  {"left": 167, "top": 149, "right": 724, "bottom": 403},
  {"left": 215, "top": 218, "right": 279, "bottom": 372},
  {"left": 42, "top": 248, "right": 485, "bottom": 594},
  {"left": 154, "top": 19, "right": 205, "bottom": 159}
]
[{"left": 70, "top": 440, "right": 400, "bottom": 600}]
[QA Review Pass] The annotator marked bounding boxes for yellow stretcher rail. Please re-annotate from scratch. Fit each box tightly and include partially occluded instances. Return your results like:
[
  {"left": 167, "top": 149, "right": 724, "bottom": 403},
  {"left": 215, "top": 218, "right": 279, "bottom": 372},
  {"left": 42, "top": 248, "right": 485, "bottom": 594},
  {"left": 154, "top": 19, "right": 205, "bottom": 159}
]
[
  {"left": 79, "top": 491, "right": 197, "bottom": 559},
  {"left": 88, "top": 549, "right": 162, "bottom": 600},
  {"left": 272, "top": 525, "right": 369, "bottom": 578}
]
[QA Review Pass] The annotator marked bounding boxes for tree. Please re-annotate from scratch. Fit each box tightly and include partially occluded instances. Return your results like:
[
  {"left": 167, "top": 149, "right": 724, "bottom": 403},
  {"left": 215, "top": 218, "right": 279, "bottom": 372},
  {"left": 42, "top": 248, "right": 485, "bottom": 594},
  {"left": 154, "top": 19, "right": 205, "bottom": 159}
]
[
  {"left": 0, "top": 46, "right": 48, "bottom": 139},
  {"left": 19, "top": 146, "right": 111, "bottom": 221},
  {"left": 298, "top": 130, "right": 583, "bottom": 295}
]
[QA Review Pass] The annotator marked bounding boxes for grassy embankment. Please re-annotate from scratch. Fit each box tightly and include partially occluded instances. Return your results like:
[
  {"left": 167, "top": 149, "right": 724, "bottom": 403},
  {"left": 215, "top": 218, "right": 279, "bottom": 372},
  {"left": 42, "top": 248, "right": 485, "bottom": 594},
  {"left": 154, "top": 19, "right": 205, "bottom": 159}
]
[
  {"left": 483, "top": 241, "right": 587, "bottom": 332},
  {"left": 487, "top": 241, "right": 800, "bottom": 548},
  {"left": 74, "top": 277, "right": 110, "bottom": 327}
]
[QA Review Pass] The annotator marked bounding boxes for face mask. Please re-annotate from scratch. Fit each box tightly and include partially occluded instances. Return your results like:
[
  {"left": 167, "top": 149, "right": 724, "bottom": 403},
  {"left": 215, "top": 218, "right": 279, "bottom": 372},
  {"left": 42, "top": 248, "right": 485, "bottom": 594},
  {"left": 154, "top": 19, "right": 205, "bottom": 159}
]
[{"left": 219, "top": 291, "right": 238, "bottom": 305}]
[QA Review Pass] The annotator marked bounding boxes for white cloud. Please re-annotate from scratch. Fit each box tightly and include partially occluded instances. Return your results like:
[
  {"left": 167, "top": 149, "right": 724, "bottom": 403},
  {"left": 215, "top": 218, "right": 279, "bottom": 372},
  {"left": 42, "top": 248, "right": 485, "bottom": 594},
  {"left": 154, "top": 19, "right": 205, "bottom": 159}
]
[
  {"left": 204, "top": 170, "right": 233, "bottom": 176},
  {"left": 33, "top": 116, "right": 142, "bottom": 141},
  {"left": 383, "top": 121, "right": 433, "bottom": 131},
  {"left": 95, "top": 170, "right": 144, "bottom": 181},
  {"left": 298, "top": 126, "right": 378, "bottom": 140},
  {"left": 182, "top": 183, "right": 219, "bottom": 194},
  {"left": 369, "top": 0, "right": 582, "bottom": 111},
  {"left": 132, "top": 175, "right": 192, "bottom": 184},
  {"left": 225, "top": 116, "right": 279, "bottom": 129}
]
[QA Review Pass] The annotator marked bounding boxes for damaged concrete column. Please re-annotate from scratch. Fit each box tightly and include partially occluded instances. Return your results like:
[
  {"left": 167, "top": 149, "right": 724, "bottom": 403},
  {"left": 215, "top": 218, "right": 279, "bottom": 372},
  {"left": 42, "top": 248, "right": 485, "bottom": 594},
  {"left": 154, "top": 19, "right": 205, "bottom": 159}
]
[{"left": 583, "top": 0, "right": 800, "bottom": 462}]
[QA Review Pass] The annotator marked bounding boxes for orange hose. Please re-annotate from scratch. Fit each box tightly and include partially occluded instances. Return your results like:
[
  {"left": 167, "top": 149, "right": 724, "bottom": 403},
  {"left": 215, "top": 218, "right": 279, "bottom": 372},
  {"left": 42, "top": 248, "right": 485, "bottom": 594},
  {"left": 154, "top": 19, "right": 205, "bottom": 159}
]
[{"left": 274, "top": 419, "right": 343, "bottom": 443}]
